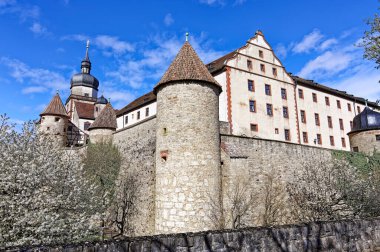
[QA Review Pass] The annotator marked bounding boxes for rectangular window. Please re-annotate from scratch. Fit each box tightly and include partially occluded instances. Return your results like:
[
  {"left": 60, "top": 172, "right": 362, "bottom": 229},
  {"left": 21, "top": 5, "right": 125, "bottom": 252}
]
[
  {"left": 350, "top": 121, "right": 353, "bottom": 129},
  {"left": 330, "top": 136, "right": 335, "bottom": 146},
  {"left": 249, "top": 100, "right": 256, "bottom": 112},
  {"left": 357, "top": 106, "right": 361, "bottom": 113},
  {"left": 146, "top": 107, "right": 149, "bottom": 117},
  {"left": 275, "top": 128, "right": 279, "bottom": 134},
  {"left": 317, "top": 134, "right": 322, "bottom": 145},
  {"left": 312, "top": 93, "right": 317, "bottom": 102},
  {"left": 337, "top": 100, "right": 341, "bottom": 109},
  {"left": 327, "top": 116, "right": 333, "bottom": 128},
  {"left": 250, "top": 123, "right": 258, "bottom": 132},
  {"left": 266, "top": 103, "right": 273, "bottom": 116},
  {"left": 315, "top": 113, "right": 320, "bottom": 126},
  {"left": 265, "top": 84, "right": 271, "bottom": 96},
  {"left": 272, "top": 68, "right": 277, "bottom": 77},
  {"left": 325, "top": 97, "right": 330, "bottom": 106},
  {"left": 303, "top": 132, "right": 308, "bottom": 143},
  {"left": 137, "top": 111, "right": 141, "bottom": 120},
  {"left": 339, "top": 118, "right": 344, "bottom": 130},
  {"left": 259, "top": 50, "right": 263, "bottom": 58},
  {"left": 284, "top": 129, "right": 291, "bottom": 141},
  {"left": 300, "top": 110, "right": 306, "bottom": 123},
  {"left": 353, "top": 146, "right": 359, "bottom": 152},
  {"left": 131, "top": 113, "right": 134, "bottom": 119},
  {"left": 125, "top": 116, "right": 128, "bottom": 124},
  {"left": 84, "top": 93, "right": 89, "bottom": 97},
  {"left": 341, "top": 137, "right": 346, "bottom": 147},
  {"left": 298, "top": 89, "right": 304, "bottom": 99},
  {"left": 281, "top": 88, "right": 287, "bottom": 99},
  {"left": 348, "top": 103, "right": 352, "bottom": 111},
  {"left": 283, "top": 106, "right": 289, "bottom": 118},
  {"left": 247, "top": 60, "right": 252, "bottom": 70},
  {"left": 248, "top": 80, "right": 254, "bottom": 92},
  {"left": 376, "top": 135, "right": 380, "bottom": 141},
  {"left": 260, "top": 64, "right": 265, "bottom": 73}
]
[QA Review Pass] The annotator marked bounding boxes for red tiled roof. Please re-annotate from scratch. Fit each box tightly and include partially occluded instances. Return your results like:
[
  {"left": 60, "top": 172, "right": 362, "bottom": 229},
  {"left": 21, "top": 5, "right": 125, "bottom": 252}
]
[
  {"left": 75, "top": 101, "right": 95, "bottom": 119},
  {"left": 89, "top": 103, "right": 117, "bottom": 130},
  {"left": 40, "top": 93, "right": 68, "bottom": 118},
  {"left": 154, "top": 41, "right": 221, "bottom": 94}
]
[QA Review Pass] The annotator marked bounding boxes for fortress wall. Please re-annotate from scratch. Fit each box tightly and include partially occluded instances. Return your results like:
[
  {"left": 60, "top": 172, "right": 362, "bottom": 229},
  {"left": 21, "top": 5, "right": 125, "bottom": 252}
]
[
  {"left": 220, "top": 134, "right": 333, "bottom": 227},
  {"left": 112, "top": 117, "right": 157, "bottom": 236},
  {"left": 15, "top": 218, "right": 380, "bottom": 251}
]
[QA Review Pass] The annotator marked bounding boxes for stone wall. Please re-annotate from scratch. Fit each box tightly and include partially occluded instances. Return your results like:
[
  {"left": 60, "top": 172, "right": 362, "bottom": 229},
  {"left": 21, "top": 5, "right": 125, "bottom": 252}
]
[
  {"left": 11, "top": 218, "right": 380, "bottom": 251},
  {"left": 221, "top": 134, "right": 333, "bottom": 227},
  {"left": 349, "top": 129, "right": 380, "bottom": 155},
  {"left": 112, "top": 117, "right": 157, "bottom": 236}
]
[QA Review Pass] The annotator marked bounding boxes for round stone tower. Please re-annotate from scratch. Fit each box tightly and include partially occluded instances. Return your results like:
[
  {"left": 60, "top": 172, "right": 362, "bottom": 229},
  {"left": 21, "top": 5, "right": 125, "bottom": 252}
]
[
  {"left": 88, "top": 102, "right": 117, "bottom": 143},
  {"left": 348, "top": 106, "right": 380, "bottom": 155},
  {"left": 153, "top": 41, "right": 222, "bottom": 234},
  {"left": 39, "top": 92, "right": 69, "bottom": 146}
]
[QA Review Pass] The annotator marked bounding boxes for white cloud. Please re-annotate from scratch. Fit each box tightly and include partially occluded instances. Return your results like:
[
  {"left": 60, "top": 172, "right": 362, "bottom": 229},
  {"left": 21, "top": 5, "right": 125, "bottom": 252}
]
[
  {"left": 22, "top": 86, "right": 47, "bottom": 94},
  {"left": 94, "top": 35, "right": 134, "bottom": 55},
  {"left": 292, "top": 29, "right": 324, "bottom": 54},
  {"left": 275, "top": 43, "right": 287, "bottom": 59},
  {"left": 318, "top": 38, "right": 338, "bottom": 51},
  {"left": 164, "top": 13, "right": 174, "bottom": 26},
  {"left": 297, "top": 51, "right": 352, "bottom": 79},
  {"left": 1, "top": 57, "right": 68, "bottom": 94},
  {"left": 61, "top": 34, "right": 134, "bottom": 56},
  {"left": 0, "top": 1, "right": 40, "bottom": 21},
  {"left": 29, "top": 22, "right": 48, "bottom": 36},
  {"left": 199, "top": 0, "right": 225, "bottom": 6}
]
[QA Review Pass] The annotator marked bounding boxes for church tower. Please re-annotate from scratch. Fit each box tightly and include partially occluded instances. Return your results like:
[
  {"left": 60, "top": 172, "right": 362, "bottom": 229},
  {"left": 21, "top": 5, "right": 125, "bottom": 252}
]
[
  {"left": 39, "top": 92, "right": 69, "bottom": 146},
  {"left": 69, "top": 40, "right": 99, "bottom": 99},
  {"left": 153, "top": 40, "right": 222, "bottom": 234}
]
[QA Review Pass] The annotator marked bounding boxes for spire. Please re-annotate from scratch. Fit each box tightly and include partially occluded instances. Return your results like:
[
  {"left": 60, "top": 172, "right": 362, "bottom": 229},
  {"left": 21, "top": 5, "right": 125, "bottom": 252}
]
[
  {"left": 154, "top": 41, "right": 221, "bottom": 94},
  {"left": 81, "top": 40, "right": 91, "bottom": 74},
  {"left": 88, "top": 103, "right": 117, "bottom": 130},
  {"left": 40, "top": 93, "right": 68, "bottom": 118}
]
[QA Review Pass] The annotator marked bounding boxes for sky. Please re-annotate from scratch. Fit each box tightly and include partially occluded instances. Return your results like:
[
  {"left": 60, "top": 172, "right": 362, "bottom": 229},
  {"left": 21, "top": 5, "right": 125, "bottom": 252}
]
[{"left": 0, "top": 0, "right": 379, "bottom": 125}]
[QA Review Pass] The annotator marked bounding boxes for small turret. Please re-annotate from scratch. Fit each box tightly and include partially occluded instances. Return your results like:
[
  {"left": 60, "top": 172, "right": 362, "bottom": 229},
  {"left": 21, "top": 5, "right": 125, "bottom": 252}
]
[
  {"left": 39, "top": 92, "right": 69, "bottom": 146},
  {"left": 88, "top": 102, "right": 117, "bottom": 143},
  {"left": 94, "top": 95, "right": 108, "bottom": 118}
]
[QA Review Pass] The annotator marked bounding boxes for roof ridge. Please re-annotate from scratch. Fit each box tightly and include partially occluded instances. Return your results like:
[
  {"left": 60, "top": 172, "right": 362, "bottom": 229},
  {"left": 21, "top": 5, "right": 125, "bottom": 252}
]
[
  {"left": 154, "top": 41, "right": 221, "bottom": 94},
  {"left": 40, "top": 93, "right": 68, "bottom": 118}
]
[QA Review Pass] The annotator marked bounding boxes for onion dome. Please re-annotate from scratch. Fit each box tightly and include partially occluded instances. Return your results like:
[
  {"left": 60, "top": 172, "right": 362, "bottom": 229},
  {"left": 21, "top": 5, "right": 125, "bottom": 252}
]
[
  {"left": 40, "top": 93, "right": 68, "bottom": 118},
  {"left": 349, "top": 106, "right": 380, "bottom": 134},
  {"left": 153, "top": 41, "right": 221, "bottom": 94},
  {"left": 70, "top": 40, "right": 99, "bottom": 90},
  {"left": 95, "top": 95, "right": 108, "bottom": 104},
  {"left": 88, "top": 103, "right": 117, "bottom": 130}
]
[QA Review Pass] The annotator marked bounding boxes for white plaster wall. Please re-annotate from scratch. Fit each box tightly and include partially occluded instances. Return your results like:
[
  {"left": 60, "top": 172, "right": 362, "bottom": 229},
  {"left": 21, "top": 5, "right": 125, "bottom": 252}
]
[
  {"left": 71, "top": 86, "right": 98, "bottom": 98},
  {"left": 116, "top": 102, "right": 157, "bottom": 130},
  {"left": 214, "top": 72, "right": 228, "bottom": 122},
  {"left": 296, "top": 85, "right": 367, "bottom": 150},
  {"left": 225, "top": 40, "right": 298, "bottom": 143}
]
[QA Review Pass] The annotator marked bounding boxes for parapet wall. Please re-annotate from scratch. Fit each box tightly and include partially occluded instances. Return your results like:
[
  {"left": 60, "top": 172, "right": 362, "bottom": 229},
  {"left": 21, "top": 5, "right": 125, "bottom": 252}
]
[{"left": 11, "top": 218, "right": 380, "bottom": 251}]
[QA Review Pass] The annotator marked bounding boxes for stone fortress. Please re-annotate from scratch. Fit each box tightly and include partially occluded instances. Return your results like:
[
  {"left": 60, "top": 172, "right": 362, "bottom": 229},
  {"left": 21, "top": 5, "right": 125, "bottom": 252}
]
[{"left": 39, "top": 31, "right": 380, "bottom": 236}]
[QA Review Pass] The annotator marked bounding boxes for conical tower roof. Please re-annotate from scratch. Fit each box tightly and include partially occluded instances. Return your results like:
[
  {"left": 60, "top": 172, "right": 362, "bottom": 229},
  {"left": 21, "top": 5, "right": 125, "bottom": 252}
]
[
  {"left": 154, "top": 41, "right": 221, "bottom": 94},
  {"left": 88, "top": 103, "right": 117, "bottom": 130},
  {"left": 40, "top": 93, "right": 68, "bottom": 118}
]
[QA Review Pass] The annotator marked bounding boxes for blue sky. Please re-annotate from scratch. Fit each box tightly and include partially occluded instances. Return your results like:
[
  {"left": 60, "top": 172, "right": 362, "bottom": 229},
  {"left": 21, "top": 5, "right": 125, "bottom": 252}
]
[{"left": 0, "top": 0, "right": 379, "bottom": 124}]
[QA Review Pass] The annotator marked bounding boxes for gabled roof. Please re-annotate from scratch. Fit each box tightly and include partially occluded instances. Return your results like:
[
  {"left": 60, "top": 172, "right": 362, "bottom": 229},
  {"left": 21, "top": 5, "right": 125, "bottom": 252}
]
[
  {"left": 116, "top": 91, "right": 156, "bottom": 116},
  {"left": 88, "top": 103, "right": 117, "bottom": 130},
  {"left": 206, "top": 51, "right": 237, "bottom": 74},
  {"left": 75, "top": 101, "right": 95, "bottom": 120},
  {"left": 40, "top": 93, "right": 68, "bottom": 118},
  {"left": 154, "top": 41, "right": 221, "bottom": 94}
]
